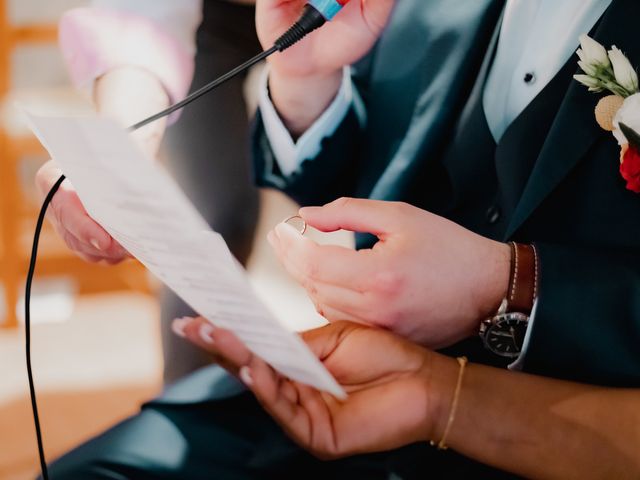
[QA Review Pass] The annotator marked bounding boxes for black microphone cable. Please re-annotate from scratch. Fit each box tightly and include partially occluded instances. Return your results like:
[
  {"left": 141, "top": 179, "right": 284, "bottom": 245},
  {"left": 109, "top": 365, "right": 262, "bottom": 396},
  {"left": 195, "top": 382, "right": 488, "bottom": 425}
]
[{"left": 26, "top": 5, "right": 327, "bottom": 479}]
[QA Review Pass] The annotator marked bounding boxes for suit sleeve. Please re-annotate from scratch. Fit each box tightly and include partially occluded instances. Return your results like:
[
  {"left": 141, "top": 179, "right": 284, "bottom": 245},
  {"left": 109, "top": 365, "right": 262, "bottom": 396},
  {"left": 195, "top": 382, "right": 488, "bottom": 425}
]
[
  {"left": 251, "top": 100, "right": 365, "bottom": 207},
  {"left": 523, "top": 243, "right": 640, "bottom": 387}
]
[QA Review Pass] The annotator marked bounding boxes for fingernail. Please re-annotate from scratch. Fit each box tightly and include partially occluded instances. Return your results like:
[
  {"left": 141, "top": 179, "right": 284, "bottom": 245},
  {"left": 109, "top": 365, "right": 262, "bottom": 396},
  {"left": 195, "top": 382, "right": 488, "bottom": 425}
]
[
  {"left": 239, "top": 366, "right": 253, "bottom": 387},
  {"left": 198, "top": 323, "right": 216, "bottom": 344},
  {"left": 275, "top": 222, "right": 297, "bottom": 237},
  {"left": 171, "top": 317, "right": 191, "bottom": 338},
  {"left": 90, "top": 238, "right": 103, "bottom": 251}
]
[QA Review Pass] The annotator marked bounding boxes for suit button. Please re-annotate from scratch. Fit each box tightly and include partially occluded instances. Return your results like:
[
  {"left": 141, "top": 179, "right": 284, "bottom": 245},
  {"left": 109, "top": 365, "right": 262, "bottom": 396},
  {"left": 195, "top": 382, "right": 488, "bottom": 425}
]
[
  {"left": 524, "top": 72, "right": 536, "bottom": 84},
  {"left": 486, "top": 205, "right": 501, "bottom": 224}
]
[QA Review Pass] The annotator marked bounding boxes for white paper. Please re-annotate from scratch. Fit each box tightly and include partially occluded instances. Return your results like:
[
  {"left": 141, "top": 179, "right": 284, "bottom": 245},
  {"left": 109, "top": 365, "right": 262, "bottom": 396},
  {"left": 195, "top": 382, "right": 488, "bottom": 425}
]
[{"left": 25, "top": 113, "right": 345, "bottom": 399}]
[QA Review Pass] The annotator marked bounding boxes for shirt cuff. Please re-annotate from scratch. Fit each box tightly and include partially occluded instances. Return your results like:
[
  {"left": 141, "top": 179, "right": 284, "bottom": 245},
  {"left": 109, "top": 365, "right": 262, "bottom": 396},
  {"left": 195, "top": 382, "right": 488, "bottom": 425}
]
[
  {"left": 59, "top": 7, "right": 195, "bottom": 123},
  {"left": 508, "top": 298, "right": 538, "bottom": 371},
  {"left": 258, "top": 66, "right": 365, "bottom": 177}
]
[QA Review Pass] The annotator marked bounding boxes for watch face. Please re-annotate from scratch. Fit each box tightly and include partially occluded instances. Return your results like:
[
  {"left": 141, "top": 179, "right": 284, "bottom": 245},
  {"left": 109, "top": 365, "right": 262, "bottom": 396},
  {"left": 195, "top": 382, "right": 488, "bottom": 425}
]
[{"left": 483, "top": 312, "right": 529, "bottom": 359}]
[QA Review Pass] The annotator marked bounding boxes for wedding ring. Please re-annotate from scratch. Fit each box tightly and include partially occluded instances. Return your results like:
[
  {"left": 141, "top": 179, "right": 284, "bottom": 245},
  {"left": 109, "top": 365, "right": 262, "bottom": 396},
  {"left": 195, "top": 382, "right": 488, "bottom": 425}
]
[{"left": 283, "top": 215, "right": 307, "bottom": 235}]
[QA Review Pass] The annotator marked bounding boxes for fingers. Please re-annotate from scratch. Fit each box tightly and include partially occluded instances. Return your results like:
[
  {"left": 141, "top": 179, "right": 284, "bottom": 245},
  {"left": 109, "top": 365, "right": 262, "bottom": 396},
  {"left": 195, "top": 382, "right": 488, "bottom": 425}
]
[
  {"left": 37, "top": 161, "right": 129, "bottom": 262},
  {"left": 52, "top": 189, "right": 112, "bottom": 251},
  {"left": 299, "top": 197, "right": 407, "bottom": 236},
  {"left": 300, "top": 321, "right": 360, "bottom": 361},
  {"left": 173, "top": 315, "right": 312, "bottom": 441},
  {"left": 311, "top": 301, "right": 363, "bottom": 324},
  {"left": 360, "top": 0, "right": 395, "bottom": 34},
  {"left": 309, "top": 283, "right": 372, "bottom": 322},
  {"left": 250, "top": 359, "right": 316, "bottom": 445},
  {"left": 173, "top": 316, "right": 253, "bottom": 374},
  {"left": 173, "top": 316, "right": 345, "bottom": 454},
  {"left": 268, "top": 222, "right": 375, "bottom": 291}
]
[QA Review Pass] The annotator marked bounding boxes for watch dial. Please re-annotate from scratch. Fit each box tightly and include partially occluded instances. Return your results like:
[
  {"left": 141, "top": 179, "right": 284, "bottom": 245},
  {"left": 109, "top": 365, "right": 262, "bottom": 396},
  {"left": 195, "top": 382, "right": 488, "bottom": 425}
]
[{"left": 484, "top": 313, "right": 529, "bottom": 358}]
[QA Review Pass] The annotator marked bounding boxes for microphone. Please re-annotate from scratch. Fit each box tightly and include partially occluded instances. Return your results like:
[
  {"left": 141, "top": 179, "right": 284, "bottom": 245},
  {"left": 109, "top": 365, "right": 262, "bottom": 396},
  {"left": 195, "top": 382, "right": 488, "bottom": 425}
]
[
  {"left": 309, "top": 0, "right": 351, "bottom": 20},
  {"left": 274, "top": 0, "right": 351, "bottom": 51}
]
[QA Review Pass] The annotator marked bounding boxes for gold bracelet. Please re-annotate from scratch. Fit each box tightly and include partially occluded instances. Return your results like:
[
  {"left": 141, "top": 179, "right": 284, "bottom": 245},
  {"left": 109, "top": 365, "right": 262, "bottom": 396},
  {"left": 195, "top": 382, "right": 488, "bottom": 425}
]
[{"left": 430, "top": 356, "right": 468, "bottom": 451}]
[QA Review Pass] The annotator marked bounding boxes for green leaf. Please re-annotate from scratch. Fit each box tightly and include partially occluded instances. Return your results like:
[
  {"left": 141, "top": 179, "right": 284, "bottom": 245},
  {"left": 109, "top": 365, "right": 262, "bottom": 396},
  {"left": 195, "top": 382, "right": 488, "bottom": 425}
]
[{"left": 619, "top": 122, "right": 640, "bottom": 151}]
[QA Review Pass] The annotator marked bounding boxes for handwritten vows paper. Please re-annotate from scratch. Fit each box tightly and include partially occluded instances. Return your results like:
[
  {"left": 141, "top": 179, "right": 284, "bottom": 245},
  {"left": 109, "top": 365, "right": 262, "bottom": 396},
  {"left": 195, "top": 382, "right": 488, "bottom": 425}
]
[{"left": 26, "top": 113, "right": 345, "bottom": 399}]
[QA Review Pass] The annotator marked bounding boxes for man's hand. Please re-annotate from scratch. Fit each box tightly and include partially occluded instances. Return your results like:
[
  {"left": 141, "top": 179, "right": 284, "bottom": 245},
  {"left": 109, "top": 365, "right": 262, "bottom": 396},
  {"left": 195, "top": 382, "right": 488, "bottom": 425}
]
[
  {"left": 256, "top": 0, "right": 394, "bottom": 136},
  {"left": 34, "top": 67, "right": 169, "bottom": 264},
  {"left": 173, "top": 317, "right": 451, "bottom": 459},
  {"left": 267, "top": 198, "right": 511, "bottom": 349}
]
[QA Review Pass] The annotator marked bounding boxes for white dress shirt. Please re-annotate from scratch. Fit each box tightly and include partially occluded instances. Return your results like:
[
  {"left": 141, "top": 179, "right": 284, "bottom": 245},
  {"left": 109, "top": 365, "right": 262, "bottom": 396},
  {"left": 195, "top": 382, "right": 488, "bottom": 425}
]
[{"left": 261, "top": 0, "right": 612, "bottom": 176}]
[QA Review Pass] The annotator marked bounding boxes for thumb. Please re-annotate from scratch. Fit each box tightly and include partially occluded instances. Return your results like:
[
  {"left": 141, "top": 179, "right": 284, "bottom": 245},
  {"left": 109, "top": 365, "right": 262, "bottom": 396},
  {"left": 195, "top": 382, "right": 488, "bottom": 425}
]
[
  {"left": 300, "top": 321, "right": 362, "bottom": 361},
  {"left": 299, "top": 197, "right": 402, "bottom": 236}
]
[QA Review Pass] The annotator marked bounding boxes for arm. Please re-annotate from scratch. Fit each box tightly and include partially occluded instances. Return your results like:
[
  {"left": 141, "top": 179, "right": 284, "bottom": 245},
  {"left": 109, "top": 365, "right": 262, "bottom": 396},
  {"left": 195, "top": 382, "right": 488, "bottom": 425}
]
[
  {"left": 252, "top": 103, "right": 365, "bottom": 206},
  {"left": 174, "top": 318, "right": 640, "bottom": 479},
  {"left": 251, "top": 0, "right": 393, "bottom": 205},
  {"left": 438, "top": 351, "right": 640, "bottom": 479},
  {"left": 60, "top": 0, "right": 202, "bottom": 113}
]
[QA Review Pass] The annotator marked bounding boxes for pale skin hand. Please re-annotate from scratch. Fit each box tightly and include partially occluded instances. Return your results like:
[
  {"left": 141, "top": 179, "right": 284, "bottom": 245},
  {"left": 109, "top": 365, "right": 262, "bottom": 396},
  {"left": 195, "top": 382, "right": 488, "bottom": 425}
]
[
  {"left": 35, "top": 67, "right": 169, "bottom": 263},
  {"left": 256, "top": 0, "right": 394, "bottom": 136},
  {"left": 267, "top": 197, "right": 511, "bottom": 349},
  {"left": 174, "top": 317, "right": 640, "bottom": 478}
]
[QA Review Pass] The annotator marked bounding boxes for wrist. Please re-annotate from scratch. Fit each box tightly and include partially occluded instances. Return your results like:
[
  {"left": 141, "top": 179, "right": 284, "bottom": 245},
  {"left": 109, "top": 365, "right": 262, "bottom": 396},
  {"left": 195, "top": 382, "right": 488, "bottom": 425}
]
[
  {"left": 476, "top": 241, "right": 511, "bottom": 319},
  {"left": 420, "top": 352, "right": 462, "bottom": 444},
  {"left": 94, "top": 67, "right": 169, "bottom": 157},
  {"left": 268, "top": 67, "right": 343, "bottom": 138},
  {"left": 94, "top": 66, "right": 170, "bottom": 125}
]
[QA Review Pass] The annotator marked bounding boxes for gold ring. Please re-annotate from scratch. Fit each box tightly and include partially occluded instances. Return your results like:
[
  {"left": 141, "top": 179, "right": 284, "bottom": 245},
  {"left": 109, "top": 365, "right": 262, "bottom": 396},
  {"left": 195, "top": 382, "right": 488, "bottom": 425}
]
[{"left": 283, "top": 215, "right": 307, "bottom": 235}]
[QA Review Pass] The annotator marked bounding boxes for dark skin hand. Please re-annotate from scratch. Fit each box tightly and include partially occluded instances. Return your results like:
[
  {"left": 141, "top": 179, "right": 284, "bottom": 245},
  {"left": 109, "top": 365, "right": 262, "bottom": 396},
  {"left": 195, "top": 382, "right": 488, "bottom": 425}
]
[{"left": 173, "top": 317, "right": 640, "bottom": 478}]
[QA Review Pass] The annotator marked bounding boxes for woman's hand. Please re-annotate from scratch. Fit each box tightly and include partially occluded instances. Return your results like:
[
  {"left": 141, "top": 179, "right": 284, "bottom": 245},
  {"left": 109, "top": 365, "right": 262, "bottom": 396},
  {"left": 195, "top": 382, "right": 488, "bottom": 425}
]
[
  {"left": 173, "top": 317, "right": 448, "bottom": 458},
  {"left": 256, "top": 0, "right": 394, "bottom": 135},
  {"left": 35, "top": 160, "right": 129, "bottom": 263},
  {"left": 34, "top": 67, "right": 168, "bottom": 264},
  {"left": 267, "top": 198, "right": 511, "bottom": 349},
  {"left": 174, "top": 316, "right": 640, "bottom": 478}
]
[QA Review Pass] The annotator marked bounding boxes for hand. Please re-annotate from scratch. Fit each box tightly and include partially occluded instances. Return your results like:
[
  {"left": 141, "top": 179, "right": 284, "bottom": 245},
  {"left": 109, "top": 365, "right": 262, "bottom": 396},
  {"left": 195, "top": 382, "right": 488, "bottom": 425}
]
[
  {"left": 267, "top": 198, "right": 511, "bottom": 349},
  {"left": 173, "top": 317, "right": 453, "bottom": 458},
  {"left": 35, "top": 161, "right": 129, "bottom": 263},
  {"left": 256, "top": 0, "right": 394, "bottom": 135},
  {"left": 34, "top": 67, "right": 169, "bottom": 264}
]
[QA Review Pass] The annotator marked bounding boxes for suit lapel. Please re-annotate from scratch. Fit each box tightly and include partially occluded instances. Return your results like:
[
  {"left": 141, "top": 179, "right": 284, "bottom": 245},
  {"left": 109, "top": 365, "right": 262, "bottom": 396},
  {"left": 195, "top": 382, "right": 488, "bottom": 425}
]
[
  {"left": 369, "top": 0, "right": 504, "bottom": 200},
  {"left": 506, "top": 0, "right": 637, "bottom": 237}
]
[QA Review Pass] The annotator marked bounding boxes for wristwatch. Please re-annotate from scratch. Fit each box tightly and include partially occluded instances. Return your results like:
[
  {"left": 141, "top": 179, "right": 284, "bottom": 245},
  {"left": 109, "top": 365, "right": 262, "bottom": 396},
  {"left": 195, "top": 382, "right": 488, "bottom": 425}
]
[{"left": 479, "top": 242, "right": 538, "bottom": 359}]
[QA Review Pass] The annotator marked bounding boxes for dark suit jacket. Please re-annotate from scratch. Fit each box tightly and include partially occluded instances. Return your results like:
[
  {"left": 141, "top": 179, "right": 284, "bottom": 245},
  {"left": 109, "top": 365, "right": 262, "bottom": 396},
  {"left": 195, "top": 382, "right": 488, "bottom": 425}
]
[{"left": 252, "top": 0, "right": 640, "bottom": 387}]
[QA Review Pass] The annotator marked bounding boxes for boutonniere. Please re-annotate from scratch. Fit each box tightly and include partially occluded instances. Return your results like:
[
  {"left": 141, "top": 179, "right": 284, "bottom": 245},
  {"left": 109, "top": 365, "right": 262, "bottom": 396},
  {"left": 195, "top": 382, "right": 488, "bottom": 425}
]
[{"left": 574, "top": 35, "right": 640, "bottom": 193}]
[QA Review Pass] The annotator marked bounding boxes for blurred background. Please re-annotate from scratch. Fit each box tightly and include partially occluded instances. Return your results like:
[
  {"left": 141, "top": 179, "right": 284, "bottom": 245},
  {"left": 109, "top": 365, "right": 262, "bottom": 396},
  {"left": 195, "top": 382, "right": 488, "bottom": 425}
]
[{"left": 0, "top": 1, "right": 351, "bottom": 478}]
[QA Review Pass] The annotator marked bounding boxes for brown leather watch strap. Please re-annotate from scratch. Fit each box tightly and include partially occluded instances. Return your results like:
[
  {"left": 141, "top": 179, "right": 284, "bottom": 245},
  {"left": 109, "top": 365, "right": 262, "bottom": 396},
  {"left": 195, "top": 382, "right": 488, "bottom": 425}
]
[{"left": 506, "top": 242, "right": 538, "bottom": 315}]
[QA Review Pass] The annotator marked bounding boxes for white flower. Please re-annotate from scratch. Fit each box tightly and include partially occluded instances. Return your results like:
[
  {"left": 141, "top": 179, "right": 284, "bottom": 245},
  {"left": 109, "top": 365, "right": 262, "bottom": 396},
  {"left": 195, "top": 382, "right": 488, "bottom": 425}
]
[
  {"left": 578, "top": 60, "right": 598, "bottom": 76},
  {"left": 613, "top": 93, "right": 640, "bottom": 145},
  {"left": 573, "top": 74, "right": 602, "bottom": 91},
  {"left": 608, "top": 46, "right": 639, "bottom": 94},
  {"left": 577, "top": 34, "right": 610, "bottom": 68}
]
